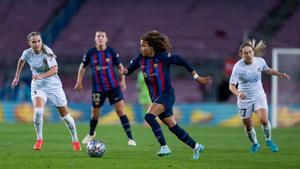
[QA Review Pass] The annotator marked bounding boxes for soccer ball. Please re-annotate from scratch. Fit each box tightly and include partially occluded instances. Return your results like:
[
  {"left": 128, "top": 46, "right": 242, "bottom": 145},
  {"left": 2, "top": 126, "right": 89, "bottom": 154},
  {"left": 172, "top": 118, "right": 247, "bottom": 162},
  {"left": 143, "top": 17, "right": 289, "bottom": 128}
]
[{"left": 86, "top": 140, "right": 106, "bottom": 158}]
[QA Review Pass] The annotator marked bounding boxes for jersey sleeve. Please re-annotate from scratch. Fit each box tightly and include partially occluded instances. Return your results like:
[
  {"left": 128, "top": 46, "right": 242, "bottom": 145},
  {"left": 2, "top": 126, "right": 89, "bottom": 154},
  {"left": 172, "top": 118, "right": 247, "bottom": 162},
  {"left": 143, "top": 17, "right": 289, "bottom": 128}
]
[
  {"left": 126, "top": 54, "right": 141, "bottom": 76},
  {"left": 260, "top": 57, "right": 269, "bottom": 71},
  {"left": 82, "top": 50, "right": 91, "bottom": 67},
  {"left": 20, "top": 50, "right": 28, "bottom": 61},
  {"left": 229, "top": 65, "right": 239, "bottom": 85},
  {"left": 46, "top": 56, "right": 58, "bottom": 68},
  {"left": 160, "top": 53, "right": 194, "bottom": 73},
  {"left": 111, "top": 49, "right": 121, "bottom": 66}
]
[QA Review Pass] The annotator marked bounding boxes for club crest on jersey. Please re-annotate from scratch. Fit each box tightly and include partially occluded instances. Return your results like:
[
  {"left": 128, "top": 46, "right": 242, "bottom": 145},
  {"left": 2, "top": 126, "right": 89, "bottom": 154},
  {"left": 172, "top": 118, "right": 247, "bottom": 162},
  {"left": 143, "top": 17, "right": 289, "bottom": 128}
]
[
  {"left": 258, "top": 67, "right": 262, "bottom": 72},
  {"left": 96, "top": 66, "right": 101, "bottom": 70},
  {"left": 106, "top": 58, "right": 110, "bottom": 63}
]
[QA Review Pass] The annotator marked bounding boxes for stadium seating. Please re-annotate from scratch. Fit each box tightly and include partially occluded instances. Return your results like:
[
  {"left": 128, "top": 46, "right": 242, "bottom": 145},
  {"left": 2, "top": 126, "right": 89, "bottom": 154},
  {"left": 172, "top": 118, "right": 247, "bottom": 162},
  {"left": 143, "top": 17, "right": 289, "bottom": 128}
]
[
  {"left": 0, "top": 0, "right": 65, "bottom": 65},
  {"left": 53, "top": 0, "right": 281, "bottom": 62}
]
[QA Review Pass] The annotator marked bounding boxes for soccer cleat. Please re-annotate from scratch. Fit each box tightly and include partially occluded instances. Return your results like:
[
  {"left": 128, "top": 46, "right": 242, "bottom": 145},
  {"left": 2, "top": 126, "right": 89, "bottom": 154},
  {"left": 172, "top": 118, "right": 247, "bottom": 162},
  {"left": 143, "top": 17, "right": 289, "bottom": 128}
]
[
  {"left": 157, "top": 145, "right": 172, "bottom": 156},
  {"left": 266, "top": 140, "right": 279, "bottom": 152},
  {"left": 33, "top": 139, "right": 43, "bottom": 150},
  {"left": 128, "top": 139, "right": 137, "bottom": 146},
  {"left": 250, "top": 143, "right": 260, "bottom": 153},
  {"left": 193, "top": 143, "right": 205, "bottom": 160},
  {"left": 73, "top": 141, "right": 81, "bottom": 151},
  {"left": 82, "top": 132, "right": 96, "bottom": 144}
]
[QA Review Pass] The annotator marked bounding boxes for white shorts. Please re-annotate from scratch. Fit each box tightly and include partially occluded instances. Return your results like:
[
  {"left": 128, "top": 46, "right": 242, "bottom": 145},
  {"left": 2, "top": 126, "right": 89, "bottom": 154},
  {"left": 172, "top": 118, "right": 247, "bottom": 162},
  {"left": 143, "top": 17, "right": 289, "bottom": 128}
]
[
  {"left": 31, "top": 88, "right": 67, "bottom": 107},
  {"left": 237, "top": 94, "right": 268, "bottom": 119}
]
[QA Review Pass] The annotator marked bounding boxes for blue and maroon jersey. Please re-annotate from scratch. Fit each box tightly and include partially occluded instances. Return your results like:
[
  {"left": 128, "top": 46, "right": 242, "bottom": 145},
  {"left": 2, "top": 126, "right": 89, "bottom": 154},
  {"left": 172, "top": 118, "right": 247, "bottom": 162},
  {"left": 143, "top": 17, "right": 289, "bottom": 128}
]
[
  {"left": 126, "top": 52, "right": 194, "bottom": 101},
  {"left": 82, "top": 47, "right": 121, "bottom": 92}
]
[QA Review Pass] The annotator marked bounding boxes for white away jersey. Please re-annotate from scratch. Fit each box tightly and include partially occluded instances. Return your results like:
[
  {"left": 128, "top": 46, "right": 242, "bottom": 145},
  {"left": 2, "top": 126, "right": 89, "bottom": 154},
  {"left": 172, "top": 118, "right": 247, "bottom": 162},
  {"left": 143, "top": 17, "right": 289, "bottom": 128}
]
[
  {"left": 229, "top": 57, "right": 269, "bottom": 102},
  {"left": 20, "top": 46, "right": 62, "bottom": 90}
]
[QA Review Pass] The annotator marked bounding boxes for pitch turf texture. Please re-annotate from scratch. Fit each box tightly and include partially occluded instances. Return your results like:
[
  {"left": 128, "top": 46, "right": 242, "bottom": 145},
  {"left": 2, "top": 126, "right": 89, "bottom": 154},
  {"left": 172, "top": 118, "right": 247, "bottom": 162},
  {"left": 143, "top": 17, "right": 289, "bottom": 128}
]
[{"left": 0, "top": 123, "right": 299, "bottom": 169}]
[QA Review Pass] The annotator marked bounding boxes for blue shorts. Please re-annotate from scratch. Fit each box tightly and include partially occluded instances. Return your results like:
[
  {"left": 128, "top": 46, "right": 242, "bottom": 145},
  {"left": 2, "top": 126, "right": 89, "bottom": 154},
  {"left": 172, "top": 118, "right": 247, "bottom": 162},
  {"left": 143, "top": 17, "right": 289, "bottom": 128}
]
[
  {"left": 153, "top": 92, "right": 175, "bottom": 119},
  {"left": 92, "top": 87, "right": 124, "bottom": 108}
]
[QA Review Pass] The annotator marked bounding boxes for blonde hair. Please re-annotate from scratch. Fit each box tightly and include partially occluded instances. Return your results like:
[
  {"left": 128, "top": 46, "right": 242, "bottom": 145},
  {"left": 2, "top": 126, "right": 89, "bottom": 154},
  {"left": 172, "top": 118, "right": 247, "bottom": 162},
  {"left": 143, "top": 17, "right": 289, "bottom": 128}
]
[
  {"left": 239, "top": 39, "right": 267, "bottom": 57},
  {"left": 27, "top": 31, "right": 56, "bottom": 58}
]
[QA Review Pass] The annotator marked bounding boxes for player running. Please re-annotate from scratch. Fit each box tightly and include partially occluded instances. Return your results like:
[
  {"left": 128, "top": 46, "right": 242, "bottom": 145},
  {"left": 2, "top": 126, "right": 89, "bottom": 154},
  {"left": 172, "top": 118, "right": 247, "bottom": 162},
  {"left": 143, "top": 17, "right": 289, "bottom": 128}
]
[
  {"left": 11, "top": 31, "right": 81, "bottom": 151},
  {"left": 229, "top": 39, "right": 290, "bottom": 153}
]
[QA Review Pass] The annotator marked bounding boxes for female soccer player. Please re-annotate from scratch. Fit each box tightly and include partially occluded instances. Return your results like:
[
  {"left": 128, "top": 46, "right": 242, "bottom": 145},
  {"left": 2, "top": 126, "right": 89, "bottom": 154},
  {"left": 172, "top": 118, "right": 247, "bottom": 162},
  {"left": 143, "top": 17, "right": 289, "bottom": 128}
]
[
  {"left": 122, "top": 30, "right": 212, "bottom": 160},
  {"left": 229, "top": 39, "right": 290, "bottom": 153},
  {"left": 74, "top": 31, "right": 136, "bottom": 146},
  {"left": 11, "top": 32, "right": 81, "bottom": 151}
]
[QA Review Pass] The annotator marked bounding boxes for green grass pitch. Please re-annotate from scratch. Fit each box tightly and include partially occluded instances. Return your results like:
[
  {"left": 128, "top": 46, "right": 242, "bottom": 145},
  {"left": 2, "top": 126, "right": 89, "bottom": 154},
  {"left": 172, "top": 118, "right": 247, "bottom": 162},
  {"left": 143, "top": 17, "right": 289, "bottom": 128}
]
[{"left": 0, "top": 123, "right": 299, "bottom": 169}]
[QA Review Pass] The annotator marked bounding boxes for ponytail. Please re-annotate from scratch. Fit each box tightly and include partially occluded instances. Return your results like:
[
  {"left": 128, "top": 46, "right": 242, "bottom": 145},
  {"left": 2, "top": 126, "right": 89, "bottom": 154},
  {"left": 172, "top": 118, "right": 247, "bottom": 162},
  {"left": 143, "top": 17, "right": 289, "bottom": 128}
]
[{"left": 239, "top": 39, "right": 267, "bottom": 57}]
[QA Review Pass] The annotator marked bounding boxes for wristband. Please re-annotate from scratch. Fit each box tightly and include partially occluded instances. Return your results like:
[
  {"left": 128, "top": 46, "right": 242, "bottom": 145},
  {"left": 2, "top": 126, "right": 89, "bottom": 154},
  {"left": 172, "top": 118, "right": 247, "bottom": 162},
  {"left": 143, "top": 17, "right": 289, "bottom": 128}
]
[{"left": 193, "top": 74, "right": 199, "bottom": 80}]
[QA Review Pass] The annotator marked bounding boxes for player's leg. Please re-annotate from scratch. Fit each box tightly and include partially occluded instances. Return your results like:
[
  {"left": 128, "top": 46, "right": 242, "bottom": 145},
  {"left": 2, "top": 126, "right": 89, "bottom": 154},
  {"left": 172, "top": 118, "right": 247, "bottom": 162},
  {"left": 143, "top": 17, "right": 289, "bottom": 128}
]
[
  {"left": 57, "top": 105, "right": 81, "bottom": 151},
  {"left": 32, "top": 96, "right": 46, "bottom": 150},
  {"left": 50, "top": 88, "right": 80, "bottom": 151},
  {"left": 161, "top": 116, "right": 204, "bottom": 160},
  {"left": 31, "top": 90, "right": 47, "bottom": 150},
  {"left": 242, "top": 117, "right": 260, "bottom": 153},
  {"left": 256, "top": 108, "right": 279, "bottom": 152},
  {"left": 82, "top": 92, "right": 105, "bottom": 144},
  {"left": 114, "top": 100, "right": 136, "bottom": 146},
  {"left": 145, "top": 103, "right": 170, "bottom": 156}
]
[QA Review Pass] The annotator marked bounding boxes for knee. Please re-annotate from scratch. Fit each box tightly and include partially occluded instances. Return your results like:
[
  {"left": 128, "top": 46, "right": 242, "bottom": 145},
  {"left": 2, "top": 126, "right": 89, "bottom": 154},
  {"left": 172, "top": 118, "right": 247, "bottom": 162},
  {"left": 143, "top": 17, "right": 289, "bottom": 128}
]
[
  {"left": 116, "top": 110, "right": 125, "bottom": 116},
  {"left": 245, "top": 125, "right": 253, "bottom": 132},
  {"left": 260, "top": 119, "right": 269, "bottom": 126},
  {"left": 144, "top": 113, "right": 155, "bottom": 122}
]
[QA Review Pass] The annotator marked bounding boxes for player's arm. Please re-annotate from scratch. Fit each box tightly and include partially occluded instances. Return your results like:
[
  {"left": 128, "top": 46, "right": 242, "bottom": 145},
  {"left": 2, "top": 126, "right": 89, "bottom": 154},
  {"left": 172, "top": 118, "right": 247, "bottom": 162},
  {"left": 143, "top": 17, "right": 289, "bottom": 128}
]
[
  {"left": 122, "top": 55, "right": 141, "bottom": 76},
  {"left": 74, "top": 63, "right": 86, "bottom": 92},
  {"left": 229, "top": 67, "right": 246, "bottom": 100},
  {"left": 164, "top": 54, "right": 213, "bottom": 84},
  {"left": 11, "top": 58, "right": 26, "bottom": 89},
  {"left": 32, "top": 66, "right": 58, "bottom": 80},
  {"left": 265, "top": 68, "right": 290, "bottom": 80},
  {"left": 118, "top": 63, "right": 126, "bottom": 91}
]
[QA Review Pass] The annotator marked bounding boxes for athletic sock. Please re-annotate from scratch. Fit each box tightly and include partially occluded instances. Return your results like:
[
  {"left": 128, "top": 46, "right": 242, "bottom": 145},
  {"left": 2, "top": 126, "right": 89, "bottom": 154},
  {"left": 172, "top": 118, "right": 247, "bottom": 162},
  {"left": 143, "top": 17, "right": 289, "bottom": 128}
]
[
  {"left": 33, "top": 108, "right": 44, "bottom": 140},
  {"left": 62, "top": 114, "right": 79, "bottom": 142},
  {"left": 89, "top": 119, "right": 98, "bottom": 136},
  {"left": 119, "top": 115, "right": 133, "bottom": 139},
  {"left": 169, "top": 124, "right": 196, "bottom": 149},
  {"left": 145, "top": 114, "right": 166, "bottom": 146}
]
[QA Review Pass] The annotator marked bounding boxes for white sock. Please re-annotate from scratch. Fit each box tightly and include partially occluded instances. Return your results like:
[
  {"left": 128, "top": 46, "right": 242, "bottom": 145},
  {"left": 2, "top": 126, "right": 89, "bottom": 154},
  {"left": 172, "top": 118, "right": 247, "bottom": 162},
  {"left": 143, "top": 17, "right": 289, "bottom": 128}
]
[
  {"left": 33, "top": 108, "right": 44, "bottom": 140},
  {"left": 247, "top": 128, "right": 258, "bottom": 144},
  {"left": 62, "top": 114, "right": 78, "bottom": 142},
  {"left": 262, "top": 121, "right": 271, "bottom": 141}
]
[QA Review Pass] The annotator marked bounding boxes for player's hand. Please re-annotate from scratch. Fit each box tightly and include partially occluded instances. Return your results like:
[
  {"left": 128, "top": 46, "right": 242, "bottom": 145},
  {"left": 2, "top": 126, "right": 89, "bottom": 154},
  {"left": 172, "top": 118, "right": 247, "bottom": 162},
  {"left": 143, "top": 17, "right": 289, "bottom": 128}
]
[
  {"left": 280, "top": 72, "right": 290, "bottom": 80},
  {"left": 11, "top": 76, "right": 19, "bottom": 89},
  {"left": 238, "top": 92, "right": 247, "bottom": 100},
  {"left": 196, "top": 76, "right": 213, "bottom": 85},
  {"left": 120, "top": 81, "right": 126, "bottom": 91},
  {"left": 121, "top": 68, "right": 128, "bottom": 75},
  {"left": 74, "top": 82, "right": 83, "bottom": 92},
  {"left": 32, "top": 75, "right": 43, "bottom": 80}
]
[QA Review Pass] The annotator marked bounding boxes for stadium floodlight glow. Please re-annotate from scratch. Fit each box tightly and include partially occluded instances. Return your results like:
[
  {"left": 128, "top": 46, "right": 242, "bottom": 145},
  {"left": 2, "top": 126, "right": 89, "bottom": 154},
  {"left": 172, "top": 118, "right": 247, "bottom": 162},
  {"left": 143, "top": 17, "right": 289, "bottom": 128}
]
[{"left": 271, "top": 48, "right": 300, "bottom": 128}]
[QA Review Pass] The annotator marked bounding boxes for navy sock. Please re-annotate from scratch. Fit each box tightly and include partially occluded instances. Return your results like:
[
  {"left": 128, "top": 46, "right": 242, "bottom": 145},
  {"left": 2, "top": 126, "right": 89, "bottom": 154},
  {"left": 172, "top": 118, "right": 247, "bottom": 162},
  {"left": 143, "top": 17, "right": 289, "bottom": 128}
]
[
  {"left": 145, "top": 114, "right": 166, "bottom": 146},
  {"left": 89, "top": 119, "right": 98, "bottom": 135},
  {"left": 169, "top": 124, "right": 196, "bottom": 148},
  {"left": 119, "top": 115, "right": 133, "bottom": 139}
]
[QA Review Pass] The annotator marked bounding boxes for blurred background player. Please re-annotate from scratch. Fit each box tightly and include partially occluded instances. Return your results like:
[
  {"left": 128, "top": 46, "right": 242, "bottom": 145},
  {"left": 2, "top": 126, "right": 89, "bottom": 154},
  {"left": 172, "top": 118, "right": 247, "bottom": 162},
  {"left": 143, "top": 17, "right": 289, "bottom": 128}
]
[
  {"left": 229, "top": 39, "right": 290, "bottom": 153},
  {"left": 136, "top": 71, "right": 151, "bottom": 126},
  {"left": 11, "top": 31, "right": 81, "bottom": 151},
  {"left": 74, "top": 31, "right": 136, "bottom": 146},
  {"left": 123, "top": 30, "right": 213, "bottom": 160}
]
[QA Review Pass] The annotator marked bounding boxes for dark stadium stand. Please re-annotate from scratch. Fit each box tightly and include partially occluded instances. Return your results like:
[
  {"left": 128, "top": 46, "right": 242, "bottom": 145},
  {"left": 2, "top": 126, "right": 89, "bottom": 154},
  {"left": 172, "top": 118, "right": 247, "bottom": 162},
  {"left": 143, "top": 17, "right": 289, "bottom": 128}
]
[
  {"left": 1, "top": 0, "right": 300, "bottom": 103},
  {"left": 0, "top": 0, "right": 66, "bottom": 65}
]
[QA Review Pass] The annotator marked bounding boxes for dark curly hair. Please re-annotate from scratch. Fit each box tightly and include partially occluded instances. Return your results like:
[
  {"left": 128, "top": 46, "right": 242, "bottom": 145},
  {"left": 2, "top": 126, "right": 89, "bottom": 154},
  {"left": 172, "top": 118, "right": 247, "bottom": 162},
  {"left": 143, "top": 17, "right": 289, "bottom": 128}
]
[{"left": 141, "top": 30, "right": 172, "bottom": 53}]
